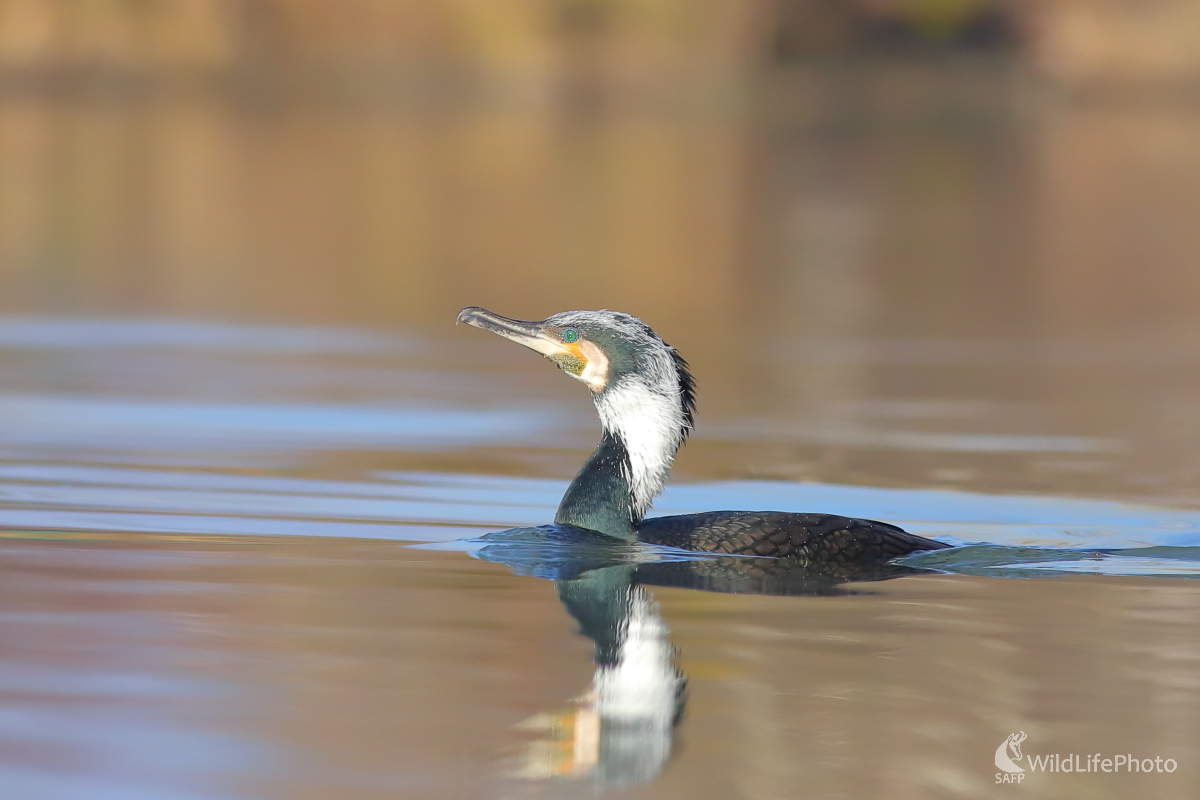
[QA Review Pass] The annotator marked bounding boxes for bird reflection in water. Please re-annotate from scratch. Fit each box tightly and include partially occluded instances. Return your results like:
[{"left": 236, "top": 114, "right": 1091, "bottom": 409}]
[
  {"left": 475, "top": 527, "right": 933, "bottom": 786},
  {"left": 456, "top": 305, "right": 945, "bottom": 784}
]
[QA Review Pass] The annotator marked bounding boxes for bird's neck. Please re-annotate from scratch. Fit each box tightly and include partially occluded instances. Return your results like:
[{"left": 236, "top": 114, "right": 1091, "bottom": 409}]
[
  {"left": 554, "top": 431, "right": 640, "bottom": 539},
  {"left": 555, "top": 379, "right": 685, "bottom": 540}
]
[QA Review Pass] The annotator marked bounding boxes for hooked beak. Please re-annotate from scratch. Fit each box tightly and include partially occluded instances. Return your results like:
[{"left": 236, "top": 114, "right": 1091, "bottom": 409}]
[{"left": 456, "top": 306, "right": 574, "bottom": 359}]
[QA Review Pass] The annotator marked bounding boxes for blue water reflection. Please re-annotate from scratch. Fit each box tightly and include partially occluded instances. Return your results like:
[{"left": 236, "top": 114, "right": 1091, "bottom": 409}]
[{"left": 3, "top": 317, "right": 1200, "bottom": 575}]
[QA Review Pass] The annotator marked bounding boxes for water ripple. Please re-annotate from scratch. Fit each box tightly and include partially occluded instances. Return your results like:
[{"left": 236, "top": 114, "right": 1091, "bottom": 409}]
[{"left": 1, "top": 463, "right": 1199, "bottom": 576}]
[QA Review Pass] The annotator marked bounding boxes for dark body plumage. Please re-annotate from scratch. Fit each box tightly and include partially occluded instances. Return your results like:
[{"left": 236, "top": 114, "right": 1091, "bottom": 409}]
[
  {"left": 457, "top": 306, "right": 953, "bottom": 564},
  {"left": 639, "top": 511, "right": 951, "bottom": 561}
]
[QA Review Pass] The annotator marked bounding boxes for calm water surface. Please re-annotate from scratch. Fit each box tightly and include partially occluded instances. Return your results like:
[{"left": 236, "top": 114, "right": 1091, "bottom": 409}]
[
  {"left": 3, "top": 73, "right": 1200, "bottom": 797},
  {"left": 0, "top": 318, "right": 1199, "bottom": 799}
]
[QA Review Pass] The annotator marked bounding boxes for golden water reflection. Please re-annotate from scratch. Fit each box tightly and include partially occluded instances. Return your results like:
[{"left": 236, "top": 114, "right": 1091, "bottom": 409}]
[{"left": 1, "top": 537, "right": 1196, "bottom": 799}]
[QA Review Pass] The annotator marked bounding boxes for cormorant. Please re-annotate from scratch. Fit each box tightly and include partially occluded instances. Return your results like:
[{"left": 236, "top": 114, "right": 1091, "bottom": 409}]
[{"left": 457, "top": 307, "right": 951, "bottom": 562}]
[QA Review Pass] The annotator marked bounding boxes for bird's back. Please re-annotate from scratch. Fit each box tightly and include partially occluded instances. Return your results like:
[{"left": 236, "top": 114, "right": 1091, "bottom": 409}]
[{"left": 638, "top": 511, "right": 950, "bottom": 562}]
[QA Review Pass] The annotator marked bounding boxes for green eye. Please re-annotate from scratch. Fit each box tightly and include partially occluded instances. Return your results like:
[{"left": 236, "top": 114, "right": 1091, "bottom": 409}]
[{"left": 561, "top": 328, "right": 580, "bottom": 344}]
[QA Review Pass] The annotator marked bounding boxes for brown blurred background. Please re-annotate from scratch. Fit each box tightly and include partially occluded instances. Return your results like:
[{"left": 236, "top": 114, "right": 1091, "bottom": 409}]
[
  {"left": 1, "top": 0, "right": 1199, "bottom": 501},
  {"left": 0, "top": 0, "right": 1197, "bottom": 327}
]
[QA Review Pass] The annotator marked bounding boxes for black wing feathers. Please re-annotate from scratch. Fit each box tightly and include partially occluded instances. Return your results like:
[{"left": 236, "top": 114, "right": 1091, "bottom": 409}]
[{"left": 638, "top": 512, "right": 949, "bottom": 563}]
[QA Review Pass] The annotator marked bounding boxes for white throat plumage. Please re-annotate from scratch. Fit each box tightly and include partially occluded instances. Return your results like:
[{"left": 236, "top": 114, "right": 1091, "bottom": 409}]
[{"left": 594, "top": 373, "right": 689, "bottom": 521}]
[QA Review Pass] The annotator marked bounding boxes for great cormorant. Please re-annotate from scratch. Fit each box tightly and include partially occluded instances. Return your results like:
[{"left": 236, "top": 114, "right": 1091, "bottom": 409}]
[{"left": 457, "top": 307, "right": 950, "bottom": 562}]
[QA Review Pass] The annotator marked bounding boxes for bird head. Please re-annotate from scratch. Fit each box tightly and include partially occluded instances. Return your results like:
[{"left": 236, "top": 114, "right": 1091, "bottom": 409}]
[
  {"left": 456, "top": 307, "right": 695, "bottom": 432},
  {"left": 458, "top": 307, "right": 700, "bottom": 520},
  {"left": 457, "top": 307, "right": 696, "bottom": 519}
]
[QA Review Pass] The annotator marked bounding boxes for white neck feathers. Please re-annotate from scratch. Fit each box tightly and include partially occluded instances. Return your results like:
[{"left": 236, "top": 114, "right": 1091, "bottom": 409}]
[{"left": 593, "top": 376, "right": 687, "bottom": 521}]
